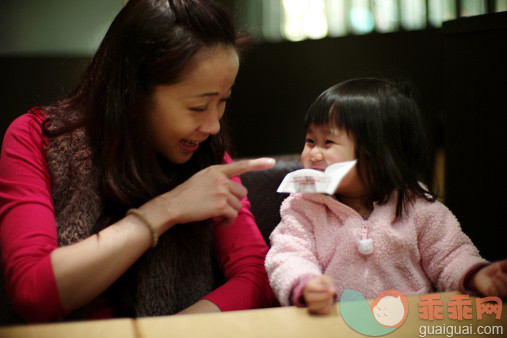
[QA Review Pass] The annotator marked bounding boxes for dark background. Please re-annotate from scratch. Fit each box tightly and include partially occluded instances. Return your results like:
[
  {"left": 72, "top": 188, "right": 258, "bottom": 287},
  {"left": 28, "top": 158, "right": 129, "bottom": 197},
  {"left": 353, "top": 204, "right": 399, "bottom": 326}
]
[{"left": 0, "top": 6, "right": 506, "bottom": 261}]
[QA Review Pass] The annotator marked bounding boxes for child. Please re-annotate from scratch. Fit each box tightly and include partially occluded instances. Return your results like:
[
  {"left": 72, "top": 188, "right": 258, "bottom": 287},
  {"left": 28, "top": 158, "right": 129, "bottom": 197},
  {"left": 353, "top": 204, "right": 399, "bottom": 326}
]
[{"left": 265, "top": 78, "right": 507, "bottom": 314}]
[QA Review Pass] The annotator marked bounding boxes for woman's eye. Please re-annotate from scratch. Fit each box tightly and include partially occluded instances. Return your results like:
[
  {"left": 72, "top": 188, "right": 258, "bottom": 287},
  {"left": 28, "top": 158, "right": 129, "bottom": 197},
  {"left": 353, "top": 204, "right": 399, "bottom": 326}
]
[{"left": 190, "top": 106, "right": 207, "bottom": 112}]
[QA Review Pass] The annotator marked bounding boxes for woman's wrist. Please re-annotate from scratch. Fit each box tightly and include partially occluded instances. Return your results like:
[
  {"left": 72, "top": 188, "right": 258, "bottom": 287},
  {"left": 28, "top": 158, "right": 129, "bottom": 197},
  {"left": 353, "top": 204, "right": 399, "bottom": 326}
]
[
  {"left": 127, "top": 209, "right": 158, "bottom": 247},
  {"left": 138, "top": 195, "right": 180, "bottom": 235}
]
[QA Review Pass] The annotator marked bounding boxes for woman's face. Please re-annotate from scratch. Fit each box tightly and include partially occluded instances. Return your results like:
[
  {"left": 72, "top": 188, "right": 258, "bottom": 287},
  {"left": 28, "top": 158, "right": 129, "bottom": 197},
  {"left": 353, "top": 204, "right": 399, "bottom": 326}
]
[
  {"left": 301, "top": 123, "right": 367, "bottom": 197},
  {"left": 147, "top": 45, "right": 239, "bottom": 164}
]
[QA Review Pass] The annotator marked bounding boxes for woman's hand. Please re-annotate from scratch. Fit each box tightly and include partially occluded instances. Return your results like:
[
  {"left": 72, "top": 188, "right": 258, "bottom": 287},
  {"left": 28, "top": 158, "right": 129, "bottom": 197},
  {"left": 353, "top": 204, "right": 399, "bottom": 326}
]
[
  {"left": 141, "top": 158, "right": 275, "bottom": 234},
  {"left": 472, "top": 259, "right": 507, "bottom": 297},
  {"left": 303, "top": 275, "right": 337, "bottom": 315}
]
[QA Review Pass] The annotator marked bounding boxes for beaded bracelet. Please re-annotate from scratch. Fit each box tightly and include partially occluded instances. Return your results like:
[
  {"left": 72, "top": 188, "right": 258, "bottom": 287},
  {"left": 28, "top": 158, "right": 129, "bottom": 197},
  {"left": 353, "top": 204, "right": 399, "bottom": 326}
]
[{"left": 127, "top": 208, "right": 158, "bottom": 248}]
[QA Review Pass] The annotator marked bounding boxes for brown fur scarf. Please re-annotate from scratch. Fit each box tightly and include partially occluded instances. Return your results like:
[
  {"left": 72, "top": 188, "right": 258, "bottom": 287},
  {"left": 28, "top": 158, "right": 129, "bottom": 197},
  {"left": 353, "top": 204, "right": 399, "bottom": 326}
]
[{"left": 44, "top": 109, "right": 222, "bottom": 318}]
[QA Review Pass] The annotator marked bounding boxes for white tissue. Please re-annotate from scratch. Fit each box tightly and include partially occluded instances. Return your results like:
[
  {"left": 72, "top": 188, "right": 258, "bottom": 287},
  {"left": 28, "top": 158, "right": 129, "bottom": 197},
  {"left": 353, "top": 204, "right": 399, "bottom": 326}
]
[{"left": 277, "top": 160, "right": 357, "bottom": 195}]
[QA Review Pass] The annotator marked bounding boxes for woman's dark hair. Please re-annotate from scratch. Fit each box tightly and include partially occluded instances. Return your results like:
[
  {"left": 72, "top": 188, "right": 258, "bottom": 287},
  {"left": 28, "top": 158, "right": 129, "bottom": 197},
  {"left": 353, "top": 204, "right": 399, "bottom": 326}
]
[
  {"left": 304, "top": 78, "right": 438, "bottom": 218},
  {"left": 43, "top": 0, "right": 248, "bottom": 207}
]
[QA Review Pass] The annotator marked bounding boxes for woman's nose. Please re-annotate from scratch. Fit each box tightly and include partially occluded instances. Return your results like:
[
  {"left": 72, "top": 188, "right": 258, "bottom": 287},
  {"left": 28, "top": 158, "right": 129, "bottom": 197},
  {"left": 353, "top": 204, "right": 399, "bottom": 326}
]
[{"left": 199, "top": 110, "right": 221, "bottom": 135}]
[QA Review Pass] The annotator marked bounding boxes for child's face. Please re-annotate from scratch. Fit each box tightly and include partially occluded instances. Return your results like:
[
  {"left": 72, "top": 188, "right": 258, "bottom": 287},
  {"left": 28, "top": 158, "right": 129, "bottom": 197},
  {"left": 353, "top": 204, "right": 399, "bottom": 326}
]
[
  {"left": 301, "top": 124, "right": 366, "bottom": 196},
  {"left": 301, "top": 124, "right": 355, "bottom": 170}
]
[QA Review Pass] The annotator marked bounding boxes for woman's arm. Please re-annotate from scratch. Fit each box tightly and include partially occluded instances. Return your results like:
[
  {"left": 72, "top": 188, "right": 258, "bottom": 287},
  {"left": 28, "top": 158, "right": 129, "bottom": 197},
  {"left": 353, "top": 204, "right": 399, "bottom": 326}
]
[
  {"left": 49, "top": 214, "right": 155, "bottom": 314},
  {"left": 201, "top": 189, "right": 278, "bottom": 311},
  {"left": 0, "top": 113, "right": 155, "bottom": 321},
  {"left": 1, "top": 112, "right": 67, "bottom": 321},
  {"left": 177, "top": 299, "right": 220, "bottom": 314}
]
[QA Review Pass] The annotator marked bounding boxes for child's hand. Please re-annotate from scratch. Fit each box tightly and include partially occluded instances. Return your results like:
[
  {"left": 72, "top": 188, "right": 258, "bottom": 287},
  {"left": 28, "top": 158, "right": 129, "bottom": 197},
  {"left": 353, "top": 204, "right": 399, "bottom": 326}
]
[
  {"left": 472, "top": 259, "right": 507, "bottom": 297},
  {"left": 303, "top": 275, "right": 337, "bottom": 315}
]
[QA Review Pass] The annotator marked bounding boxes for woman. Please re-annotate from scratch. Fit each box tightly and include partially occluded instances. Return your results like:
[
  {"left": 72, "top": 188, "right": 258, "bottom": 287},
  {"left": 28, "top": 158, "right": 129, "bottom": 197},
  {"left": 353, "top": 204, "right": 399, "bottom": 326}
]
[{"left": 0, "top": 0, "right": 277, "bottom": 323}]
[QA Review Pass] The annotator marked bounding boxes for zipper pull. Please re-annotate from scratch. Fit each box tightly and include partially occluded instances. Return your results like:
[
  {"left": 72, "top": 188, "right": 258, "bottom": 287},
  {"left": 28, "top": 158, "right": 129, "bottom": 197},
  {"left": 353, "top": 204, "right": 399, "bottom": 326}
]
[{"left": 357, "top": 226, "right": 373, "bottom": 255}]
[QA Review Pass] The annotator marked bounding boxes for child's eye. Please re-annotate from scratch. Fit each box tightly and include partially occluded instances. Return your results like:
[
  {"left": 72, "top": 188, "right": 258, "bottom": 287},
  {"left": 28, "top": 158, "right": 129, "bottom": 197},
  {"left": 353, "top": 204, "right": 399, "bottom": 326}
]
[
  {"left": 305, "top": 138, "right": 314, "bottom": 144},
  {"left": 325, "top": 140, "right": 335, "bottom": 144}
]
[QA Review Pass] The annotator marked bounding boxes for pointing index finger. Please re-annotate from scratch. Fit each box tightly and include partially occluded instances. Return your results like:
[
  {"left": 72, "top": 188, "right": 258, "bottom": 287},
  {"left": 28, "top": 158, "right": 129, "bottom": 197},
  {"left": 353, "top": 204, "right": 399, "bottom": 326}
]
[{"left": 220, "top": 158, "right": 276, "bottom": 178}]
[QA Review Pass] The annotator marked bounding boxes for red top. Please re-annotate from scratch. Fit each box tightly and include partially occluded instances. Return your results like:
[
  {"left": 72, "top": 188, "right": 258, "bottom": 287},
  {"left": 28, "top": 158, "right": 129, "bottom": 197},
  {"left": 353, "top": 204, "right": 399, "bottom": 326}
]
[{"left": 0, "top": 109, "right": 277, "bottom": 322}]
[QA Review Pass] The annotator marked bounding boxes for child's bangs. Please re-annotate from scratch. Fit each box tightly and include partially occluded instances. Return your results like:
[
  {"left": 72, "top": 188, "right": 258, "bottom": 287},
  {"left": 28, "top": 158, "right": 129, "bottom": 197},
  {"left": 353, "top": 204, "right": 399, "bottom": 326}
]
[{"left": 304, "top": 92, "right": 345, "bottom": 131}]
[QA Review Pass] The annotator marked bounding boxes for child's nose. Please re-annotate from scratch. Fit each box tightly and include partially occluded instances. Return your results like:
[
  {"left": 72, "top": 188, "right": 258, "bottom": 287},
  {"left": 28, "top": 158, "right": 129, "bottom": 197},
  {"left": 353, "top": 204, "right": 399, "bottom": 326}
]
[{"left": 309, "top": 147, "right": 324, "bottom": 161}]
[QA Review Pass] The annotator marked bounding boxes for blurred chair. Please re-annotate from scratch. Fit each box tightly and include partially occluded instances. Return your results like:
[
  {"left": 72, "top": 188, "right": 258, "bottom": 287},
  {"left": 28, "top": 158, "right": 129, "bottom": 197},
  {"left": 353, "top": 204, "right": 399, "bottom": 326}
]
[{"left": 239, "top": 154, "right": 301, "bottom": 246}]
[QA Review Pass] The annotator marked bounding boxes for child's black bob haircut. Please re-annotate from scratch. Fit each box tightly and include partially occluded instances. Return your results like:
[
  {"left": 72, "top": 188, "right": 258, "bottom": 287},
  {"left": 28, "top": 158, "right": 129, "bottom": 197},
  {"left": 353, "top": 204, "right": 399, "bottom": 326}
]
[{"left": 304, "top": 78, "right": 438, "bottom": 218}]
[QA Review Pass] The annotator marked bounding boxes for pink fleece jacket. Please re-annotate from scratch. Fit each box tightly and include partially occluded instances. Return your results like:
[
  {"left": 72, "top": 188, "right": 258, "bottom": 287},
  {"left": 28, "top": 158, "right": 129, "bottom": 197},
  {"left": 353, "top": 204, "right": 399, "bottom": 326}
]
[{"left": 265, "top": 192, "right": 487, "bottom": 306}]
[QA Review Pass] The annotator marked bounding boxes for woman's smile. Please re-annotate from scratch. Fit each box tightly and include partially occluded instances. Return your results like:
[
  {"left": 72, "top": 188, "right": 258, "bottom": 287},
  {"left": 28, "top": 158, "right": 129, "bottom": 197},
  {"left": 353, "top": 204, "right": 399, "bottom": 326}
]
[{"left": 179, "top": 138, "right": 204, "bottom": 153}]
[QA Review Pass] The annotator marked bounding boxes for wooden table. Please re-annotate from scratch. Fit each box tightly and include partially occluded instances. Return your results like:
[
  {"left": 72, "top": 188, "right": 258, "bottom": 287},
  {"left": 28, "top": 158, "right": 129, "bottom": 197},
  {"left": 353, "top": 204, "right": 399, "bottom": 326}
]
[
  {"left": 0, "top": 318, "right": 137, "bottom": 338},
  {"left": 1, "top": 291, "right": 505, "bottom": 337},
  {"left": 137, "top": 291, "right": 506, "bottom": 338}
]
